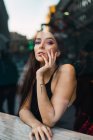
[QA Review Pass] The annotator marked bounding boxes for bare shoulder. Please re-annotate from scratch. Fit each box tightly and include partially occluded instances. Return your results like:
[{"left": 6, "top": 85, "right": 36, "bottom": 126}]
[
  {"left": 59, "top": 64, "right": 76, "bottom": 73},
  {"left": 58, "top": 64, "right": 76, "bottom": 80}
]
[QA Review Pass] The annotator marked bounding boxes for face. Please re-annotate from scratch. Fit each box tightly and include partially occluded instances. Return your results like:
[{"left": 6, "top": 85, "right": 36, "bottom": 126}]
[{"left": 34, "top": 31, "right": 60, "bottom": 63}]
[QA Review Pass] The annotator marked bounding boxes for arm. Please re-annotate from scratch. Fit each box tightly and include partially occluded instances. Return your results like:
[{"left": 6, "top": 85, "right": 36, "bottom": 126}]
[
  {"left": 19, "top": 94, "right": 42, "bottom": 128},
  {"left": 19, "top": 92, "right": 53, "bottom": 140},
  {"left": 36, "top": 64, "right": 77, "bottom": 127}
]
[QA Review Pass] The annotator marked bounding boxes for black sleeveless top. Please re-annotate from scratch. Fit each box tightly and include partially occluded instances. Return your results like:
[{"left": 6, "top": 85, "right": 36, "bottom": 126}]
[
  {"left": 30, "top": 69, "right": 57, "bottom": 122},
  {"left": 30, "top": 63, "right": 77, "bottom": 123}
]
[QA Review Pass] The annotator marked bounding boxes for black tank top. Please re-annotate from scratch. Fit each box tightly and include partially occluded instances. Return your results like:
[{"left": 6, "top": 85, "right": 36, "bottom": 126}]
[
  {"left": 30, "top": 63, "right": 77, "bottom": 122},
  {"left": 30, "top": 68, "right": 57, "bottom": 122}
]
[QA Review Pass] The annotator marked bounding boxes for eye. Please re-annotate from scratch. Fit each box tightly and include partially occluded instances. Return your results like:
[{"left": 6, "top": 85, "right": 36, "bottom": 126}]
[
  {"left": 35, "top": 41, "right": 41, "bottom": 44},
  {"left": 47, "top": 40, "right": 54, "bottom": 45}
]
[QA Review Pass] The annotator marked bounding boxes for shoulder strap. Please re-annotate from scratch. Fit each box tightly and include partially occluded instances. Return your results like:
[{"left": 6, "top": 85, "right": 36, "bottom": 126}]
[{"left": 49, "top": 65, "right": 59, "bottom": 82}]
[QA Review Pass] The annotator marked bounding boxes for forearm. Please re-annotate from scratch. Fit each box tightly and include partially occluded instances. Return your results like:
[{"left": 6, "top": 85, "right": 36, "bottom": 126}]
[
  {"left": 37, "top": 76, "right": 55, "bottom": 126},
  {"left": 19, "top": 108, "right": 42, "bottom": 128}
]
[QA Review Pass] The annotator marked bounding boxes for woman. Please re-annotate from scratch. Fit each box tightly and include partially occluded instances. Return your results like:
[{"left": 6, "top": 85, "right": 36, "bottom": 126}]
[{"left": 19, "top": 31, "right": 77, "bottom": 140}]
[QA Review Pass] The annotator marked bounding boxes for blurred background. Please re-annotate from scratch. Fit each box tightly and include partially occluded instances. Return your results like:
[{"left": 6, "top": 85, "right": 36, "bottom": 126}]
[{"left": 0, "top": 0, "right": 93, "bottom": 135}]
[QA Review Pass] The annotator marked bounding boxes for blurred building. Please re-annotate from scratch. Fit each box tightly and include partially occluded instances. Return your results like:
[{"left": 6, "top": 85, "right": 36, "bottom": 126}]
[
  {"left": 41, "top": 5, "right": 56, "bottom": 31},
  {"left": 9, "top": 32, "right": 28, "bottom": 53},
  {"left": 41, "top": 0, "right": 93, "bottom": 74},
  {"left": 0, "top": 0, "right": 10, "bottom": 50},
  {"left": 47, "top": 0, "right": 93, "bottom": 49},
  {"left": 9, "top": 32, "right": 29, "bottom": 76}
]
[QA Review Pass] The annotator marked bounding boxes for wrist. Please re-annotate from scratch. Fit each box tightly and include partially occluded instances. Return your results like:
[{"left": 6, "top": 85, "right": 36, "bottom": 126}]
[
  {"left": 36, "top": 72, "right": 44, "bottom": 80},
  {"left": 37, "top": 77, "right": 44, "bottom": 84},
  {"left": 32, "top": 121, "right": 42, "bottom": 128}
]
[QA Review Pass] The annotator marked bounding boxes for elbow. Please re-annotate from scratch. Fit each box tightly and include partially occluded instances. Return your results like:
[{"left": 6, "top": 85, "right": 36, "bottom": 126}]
[
  {"left": 19, "top": 109, "right": 23, "bottom": 119},
  {"left": 43, "top": 118, "right": 56, "bottom": 128},
  {"left": 42, "top": 110, "right": 56, "bottom": 127},
  {"left": 19, "top": 108, "right": 26, "bottom": 120}
]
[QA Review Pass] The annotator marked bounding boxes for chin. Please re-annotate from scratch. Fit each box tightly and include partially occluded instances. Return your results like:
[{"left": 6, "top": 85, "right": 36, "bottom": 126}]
[{"left": 36, "top": 56, "right": 44, "bottom": 62}]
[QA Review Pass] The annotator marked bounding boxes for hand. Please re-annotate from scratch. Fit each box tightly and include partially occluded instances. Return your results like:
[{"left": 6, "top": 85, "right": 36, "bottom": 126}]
[
  {"left": 29, "top": 124, "right": 53, "bottom": 140},
  {"left": 36, "top": 49, "right": 57, "bottom": 77}
]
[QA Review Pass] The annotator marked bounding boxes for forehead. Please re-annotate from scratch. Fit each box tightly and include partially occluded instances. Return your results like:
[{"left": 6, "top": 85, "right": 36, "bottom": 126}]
[{"left": 36, "top": 31, "right": 55, "bottom": 40}]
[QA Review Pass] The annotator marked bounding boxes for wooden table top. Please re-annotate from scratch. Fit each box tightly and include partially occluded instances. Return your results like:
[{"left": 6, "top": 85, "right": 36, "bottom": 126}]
[{"left": 0, "top": 112, "right": 93, "bottom": 140}]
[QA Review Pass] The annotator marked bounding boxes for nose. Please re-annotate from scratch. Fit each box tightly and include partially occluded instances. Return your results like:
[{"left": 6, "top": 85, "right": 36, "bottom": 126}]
[{"left": 39, "top": 41, "right": 45, "bottom": 49}]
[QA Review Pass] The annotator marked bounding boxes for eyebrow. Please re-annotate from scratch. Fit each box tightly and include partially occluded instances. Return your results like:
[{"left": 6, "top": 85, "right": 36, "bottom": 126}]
[{"left": 35, "top": 37, "right": 55, "bottom": 41}]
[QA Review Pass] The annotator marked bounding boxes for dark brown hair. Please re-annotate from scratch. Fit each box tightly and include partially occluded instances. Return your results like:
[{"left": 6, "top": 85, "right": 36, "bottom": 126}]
[{"left": 19, "top": 50, "right": 40, "bottom": 108}]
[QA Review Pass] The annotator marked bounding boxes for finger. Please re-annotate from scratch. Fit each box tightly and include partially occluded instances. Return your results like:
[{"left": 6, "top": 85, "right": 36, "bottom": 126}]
[
  {"left": 54, "top": 52, "right": 57, "bottom": 62},
  {"left": 38, "top": 129, "right": 46, "bottom": 140},
  {"left": 46, "top": 126, "right": 53, "bottom": 137},
  {"left": 50, "top": 50, "right": 56, "bottom": 64},
  {"left": 50, "top": 49, "right": 54, "bottom": 59},
  {"left": 47, "top": 50, "right": 52, "bottom": 65},
  {"left": 29, "top": 135, "right": 34, "bottom": 140},
  {"left": 29, "top": 132, "right": 34, "bottom": 140},
  {"left": 42, "top": 126, "right": 52, "bottom": 140},
  {"left": 35, "top": 132, "right": 40, "bottom": 140},
  {"left": 42, "top": 55, "right": 48, "bottom": 65}
]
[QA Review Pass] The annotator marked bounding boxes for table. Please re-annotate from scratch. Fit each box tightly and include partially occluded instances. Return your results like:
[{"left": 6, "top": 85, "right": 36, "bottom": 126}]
[{"left": 0, "top": 112, "right": 93, "bottom": 140}]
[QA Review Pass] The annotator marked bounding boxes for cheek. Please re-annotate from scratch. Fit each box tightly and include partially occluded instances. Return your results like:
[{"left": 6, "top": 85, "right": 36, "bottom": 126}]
[
  {"left": 53, "top": 48, "right": 57, "bottom": 53},
  {"left": 34, "top": 47, "right": 37, "bottom": 55},
  {"left": 52, "top": 45, "right": 58, "bottom": 52},
  {"left": 46, "top": 45, "right": 57, "bottom": 51},
  {"left": 51, "top": 48, "right": 58, "bottom": 54},
  {"left": 34, "top": 51, "right": 39, "bottom": 60}
]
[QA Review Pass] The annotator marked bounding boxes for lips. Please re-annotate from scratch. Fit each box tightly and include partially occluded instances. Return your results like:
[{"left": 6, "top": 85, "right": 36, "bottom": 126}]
[{"left": 37, "top": 51, "right": 45, "bottom": 55}]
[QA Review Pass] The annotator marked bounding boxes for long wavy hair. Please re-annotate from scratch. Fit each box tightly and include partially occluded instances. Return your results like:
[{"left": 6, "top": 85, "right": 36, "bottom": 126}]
[{"left": 19, "top": 31, "right": 64, "bottom": 109}]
